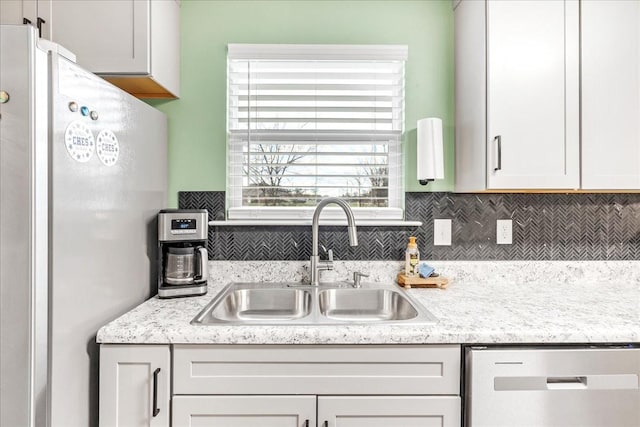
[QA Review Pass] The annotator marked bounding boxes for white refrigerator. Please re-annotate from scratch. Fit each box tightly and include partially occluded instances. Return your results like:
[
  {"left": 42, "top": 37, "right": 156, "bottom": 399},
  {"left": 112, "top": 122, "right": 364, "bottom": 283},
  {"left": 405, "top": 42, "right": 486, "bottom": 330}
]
[{"left": 0, "top": 25, "right": 167, "bottom": 426}]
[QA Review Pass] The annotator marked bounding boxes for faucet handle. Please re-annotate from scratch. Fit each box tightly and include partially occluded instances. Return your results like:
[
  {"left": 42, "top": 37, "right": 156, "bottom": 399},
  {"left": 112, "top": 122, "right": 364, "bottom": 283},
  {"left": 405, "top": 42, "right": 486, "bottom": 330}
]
[
  {"left": 353, "top": 271, "right": 369, "bottom": 288},
  {"left": 324, "top": 249, "right": 334, "bottom": 271},
  {"left": 317, "top": 248, "right": 334, "bottom": 272}
]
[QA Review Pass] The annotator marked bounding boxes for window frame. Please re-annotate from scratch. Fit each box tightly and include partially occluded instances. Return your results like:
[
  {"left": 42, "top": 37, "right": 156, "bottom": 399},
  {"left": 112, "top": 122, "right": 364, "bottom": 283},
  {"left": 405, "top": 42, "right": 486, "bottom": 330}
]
[{"left": 226, "top": 44, "right": 408, "bottom": 221}]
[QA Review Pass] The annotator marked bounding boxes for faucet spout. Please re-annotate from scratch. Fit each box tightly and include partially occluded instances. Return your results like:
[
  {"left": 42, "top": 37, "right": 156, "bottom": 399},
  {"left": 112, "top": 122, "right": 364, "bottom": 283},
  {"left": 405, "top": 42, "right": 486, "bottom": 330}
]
[
  {"left": 310, "top": 197, "right": 358, "bottom": 286},
  {"left": 347, "top": 225, "right": 358, "bottom": 246}
]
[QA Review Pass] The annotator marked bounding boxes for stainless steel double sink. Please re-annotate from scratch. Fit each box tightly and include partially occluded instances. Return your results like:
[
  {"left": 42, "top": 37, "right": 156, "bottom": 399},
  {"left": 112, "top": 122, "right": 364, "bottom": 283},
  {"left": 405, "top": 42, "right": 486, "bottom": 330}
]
[{"left": 191, "top": 282, "right": 438, "bottom": 325}]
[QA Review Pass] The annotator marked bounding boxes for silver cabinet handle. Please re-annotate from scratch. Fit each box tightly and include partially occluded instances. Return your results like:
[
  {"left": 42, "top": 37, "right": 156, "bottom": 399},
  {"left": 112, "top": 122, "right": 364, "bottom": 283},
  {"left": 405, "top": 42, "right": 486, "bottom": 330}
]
[{"left": 493, "top": 135, "right": 502, "bottom": 171}]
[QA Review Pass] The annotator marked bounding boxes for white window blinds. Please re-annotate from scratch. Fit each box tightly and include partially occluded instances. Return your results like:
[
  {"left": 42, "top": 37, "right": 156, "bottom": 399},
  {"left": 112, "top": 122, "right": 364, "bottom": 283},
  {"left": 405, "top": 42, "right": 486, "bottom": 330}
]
[{"left": 227, "top": 44, "right": 407, "bottom": 220}]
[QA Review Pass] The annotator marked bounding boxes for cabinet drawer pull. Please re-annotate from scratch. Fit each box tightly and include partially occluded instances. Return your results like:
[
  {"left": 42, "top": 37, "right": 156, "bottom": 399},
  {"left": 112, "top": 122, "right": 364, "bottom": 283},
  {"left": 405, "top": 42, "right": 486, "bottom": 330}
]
[
  {"left": 493, "top": 135, "right": 502, "bottom": 171},
  {"left": 23, "top": 18, "right": 32, "bottom": 25},
  {"left": 303, "top": 420, "right": 309, "bottom": 427},
  {"left": 152, "top": 367, "right": 161, "bottom": 417}
]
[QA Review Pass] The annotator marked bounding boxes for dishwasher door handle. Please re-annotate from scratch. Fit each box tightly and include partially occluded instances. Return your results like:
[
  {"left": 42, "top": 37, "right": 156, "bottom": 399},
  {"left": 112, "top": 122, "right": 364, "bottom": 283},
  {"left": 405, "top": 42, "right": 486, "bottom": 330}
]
[
  {"left": 546, "top": 376, "right": 587, "bottom": 389},
  {"left": 546, "top": 374, "right": 640, "bottom": 390},
  {"left": 495, "top": 374, "right": 639, "bottom": 391}
]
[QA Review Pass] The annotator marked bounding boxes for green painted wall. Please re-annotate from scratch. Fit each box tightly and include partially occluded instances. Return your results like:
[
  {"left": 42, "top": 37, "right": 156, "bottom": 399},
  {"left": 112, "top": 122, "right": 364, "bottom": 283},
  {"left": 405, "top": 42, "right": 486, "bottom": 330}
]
[{"left": 150, "top": 0, "right": 454, "bottom": 207}]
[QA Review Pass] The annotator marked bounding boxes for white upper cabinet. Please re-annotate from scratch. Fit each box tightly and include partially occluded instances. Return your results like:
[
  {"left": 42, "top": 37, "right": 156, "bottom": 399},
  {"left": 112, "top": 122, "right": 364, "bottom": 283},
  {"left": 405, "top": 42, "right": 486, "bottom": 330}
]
[
  {"left": 486, "top": 0, "right": 579, "bottom": 189},
  {"left": 37, "top": 0, "right": 179, "bottom": 98},
  {"left": 581, "top": 0, "right": 640, "bottom": 189},
  {"left": 455, "top": 0, "right": 580, "bottom": 191},
  {"left": 1, "top": 1, "right": 44, "bottom": 35},
  {"left": 47, "top": 0, "right": 151, "bottom": 74},
  {"left": 0, "top": 1, "right": 26, "bottom": 25}
]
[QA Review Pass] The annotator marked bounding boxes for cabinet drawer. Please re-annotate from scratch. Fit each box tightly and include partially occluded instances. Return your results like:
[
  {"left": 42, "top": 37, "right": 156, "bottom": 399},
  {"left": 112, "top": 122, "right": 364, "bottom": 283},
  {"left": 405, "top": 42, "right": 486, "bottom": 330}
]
[{"left": 173, "top": 345, "right": 460, "bottom": 395}]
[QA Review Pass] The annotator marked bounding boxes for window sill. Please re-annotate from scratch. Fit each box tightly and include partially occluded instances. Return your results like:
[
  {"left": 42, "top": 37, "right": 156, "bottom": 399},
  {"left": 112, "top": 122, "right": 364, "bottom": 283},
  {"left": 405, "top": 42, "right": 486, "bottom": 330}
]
[{"left": 209, "top": 219, "right": 422, "bottom": 227}]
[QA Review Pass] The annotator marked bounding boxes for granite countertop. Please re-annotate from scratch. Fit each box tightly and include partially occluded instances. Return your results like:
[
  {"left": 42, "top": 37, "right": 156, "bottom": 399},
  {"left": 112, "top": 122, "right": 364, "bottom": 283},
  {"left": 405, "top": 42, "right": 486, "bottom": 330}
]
[{"left": 97, "top": 261, "right": 640, "bottom": 345}]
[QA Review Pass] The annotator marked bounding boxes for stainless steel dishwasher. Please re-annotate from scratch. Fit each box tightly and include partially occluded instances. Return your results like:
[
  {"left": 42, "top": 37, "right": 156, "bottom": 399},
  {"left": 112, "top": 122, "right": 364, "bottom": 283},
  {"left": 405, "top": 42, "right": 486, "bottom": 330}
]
[{"left": 465, "top": 346, "right": 640, "bottom": 427}]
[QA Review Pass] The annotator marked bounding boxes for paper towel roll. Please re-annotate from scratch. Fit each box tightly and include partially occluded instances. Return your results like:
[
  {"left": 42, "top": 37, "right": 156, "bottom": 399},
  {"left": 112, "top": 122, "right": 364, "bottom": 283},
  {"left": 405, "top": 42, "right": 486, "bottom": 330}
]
[{"left": 417, "top": 117, "right": 444, "bottom": 184}]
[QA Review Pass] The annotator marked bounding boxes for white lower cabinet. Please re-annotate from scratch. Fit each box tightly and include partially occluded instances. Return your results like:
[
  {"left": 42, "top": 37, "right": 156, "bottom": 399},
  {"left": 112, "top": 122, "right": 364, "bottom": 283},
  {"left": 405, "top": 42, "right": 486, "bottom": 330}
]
[
  {"left": 318, "top": 396, "right": 461, "bottom": 427},
  {"left": 100, "top": 344, "right": 462, "bottom": 427},
  {"left": 99, "top": 344, "right": 170, "bottom": 427},
  {"left": 172, "top": 395, "right": 460, "bottom": 427},
  {"left": 171, "top": 345, "right": 462, "bottom": 427},
  {"left": 172, "top": 395, "right": 316, "bottom": 427}
]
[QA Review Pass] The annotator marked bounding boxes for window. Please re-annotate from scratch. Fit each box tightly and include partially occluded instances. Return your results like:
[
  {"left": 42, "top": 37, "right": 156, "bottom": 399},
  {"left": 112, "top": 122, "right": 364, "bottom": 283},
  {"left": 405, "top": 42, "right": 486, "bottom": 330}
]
[{"left": 227, "top": 44, "right": 407, "bottom": 220}]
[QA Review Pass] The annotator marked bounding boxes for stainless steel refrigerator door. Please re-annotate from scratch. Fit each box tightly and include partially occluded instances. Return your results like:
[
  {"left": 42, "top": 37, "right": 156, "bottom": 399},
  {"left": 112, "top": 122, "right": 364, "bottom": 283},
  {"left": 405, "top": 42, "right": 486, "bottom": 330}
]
[
  {"left": 48, "top": 55, "right": 167, "bottom": 426},
  {"left": 0, "top": 25, "right": 50, "bottom": 427},
  {"left": 466, "top": 347, "right": 640, "bottom": 427}
]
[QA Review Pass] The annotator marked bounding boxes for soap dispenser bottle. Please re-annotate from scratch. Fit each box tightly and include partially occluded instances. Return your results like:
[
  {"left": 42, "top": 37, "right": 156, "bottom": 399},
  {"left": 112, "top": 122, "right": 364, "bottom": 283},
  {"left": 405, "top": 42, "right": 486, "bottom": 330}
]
[{"left": 405, "top": 236, "right": 419, "bottom": 276}]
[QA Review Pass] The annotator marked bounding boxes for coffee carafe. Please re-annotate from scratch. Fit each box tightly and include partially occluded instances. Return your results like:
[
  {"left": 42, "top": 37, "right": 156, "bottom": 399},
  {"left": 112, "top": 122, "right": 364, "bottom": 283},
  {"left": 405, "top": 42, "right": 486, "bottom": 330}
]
[
  {"left": 164, "top": 246, "right": 208, "bottom": 285},
  {"left": 157, "top": 209, "right": 209, "bottom": 298}
]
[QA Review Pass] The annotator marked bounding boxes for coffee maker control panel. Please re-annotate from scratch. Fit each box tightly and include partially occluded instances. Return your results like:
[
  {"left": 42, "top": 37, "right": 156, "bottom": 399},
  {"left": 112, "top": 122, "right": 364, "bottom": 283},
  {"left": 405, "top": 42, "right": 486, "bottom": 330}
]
[
  {"left": 171, "top": 218, "right": 197, "bottom": 234},
  {"left": 158, "top": 209, "right": 208, "bottom": 242}
]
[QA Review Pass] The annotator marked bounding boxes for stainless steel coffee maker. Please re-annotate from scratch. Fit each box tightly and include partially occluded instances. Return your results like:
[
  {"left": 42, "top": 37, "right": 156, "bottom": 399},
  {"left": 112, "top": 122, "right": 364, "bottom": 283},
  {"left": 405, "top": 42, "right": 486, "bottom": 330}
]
[{"left": 158, "top": 209, "right": 208, "bottom": 298}]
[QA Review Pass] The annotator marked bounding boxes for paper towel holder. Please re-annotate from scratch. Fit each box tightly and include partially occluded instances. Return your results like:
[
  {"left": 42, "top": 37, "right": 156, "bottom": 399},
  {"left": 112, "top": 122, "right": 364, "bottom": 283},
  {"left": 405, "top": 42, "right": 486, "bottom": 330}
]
[{"left": 417, "top": 117, "right": 444, "bottom": 186}]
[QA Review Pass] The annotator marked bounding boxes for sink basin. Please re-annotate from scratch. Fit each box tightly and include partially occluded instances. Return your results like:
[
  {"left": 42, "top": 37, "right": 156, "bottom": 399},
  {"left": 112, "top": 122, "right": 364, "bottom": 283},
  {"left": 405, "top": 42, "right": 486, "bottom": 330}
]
[
  {"left": 192, "top": 282, "right": 437, "bottom": 325},
  {"left": 192, "top": 285, "right": 312, "bottom": 324},
  {"left": 318, "top": 288, "right": 418, "bottom": 321}
]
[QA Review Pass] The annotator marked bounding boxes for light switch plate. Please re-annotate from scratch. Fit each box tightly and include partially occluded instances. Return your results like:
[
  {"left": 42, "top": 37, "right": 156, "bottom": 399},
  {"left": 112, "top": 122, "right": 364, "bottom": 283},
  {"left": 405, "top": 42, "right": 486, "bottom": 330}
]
[
  {"left": 497, "top": 219, "right": 513, "bottom": 244},
  {"left": 433, "top": 219, "right": 452, "bottom": 246}
]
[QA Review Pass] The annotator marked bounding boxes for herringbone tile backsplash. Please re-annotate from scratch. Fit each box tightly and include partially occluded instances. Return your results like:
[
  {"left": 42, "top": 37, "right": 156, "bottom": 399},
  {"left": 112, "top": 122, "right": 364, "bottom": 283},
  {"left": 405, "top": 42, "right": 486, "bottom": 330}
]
[{"left": 178, "top": 191, "right": 640, "bottom": 261}]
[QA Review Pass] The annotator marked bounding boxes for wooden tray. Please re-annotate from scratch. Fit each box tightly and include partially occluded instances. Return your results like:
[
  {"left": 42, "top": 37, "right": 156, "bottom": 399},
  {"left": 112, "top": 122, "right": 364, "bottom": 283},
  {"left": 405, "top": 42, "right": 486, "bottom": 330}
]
[{"left": 397, "top": 273, "right": 449, "bottom": 289}]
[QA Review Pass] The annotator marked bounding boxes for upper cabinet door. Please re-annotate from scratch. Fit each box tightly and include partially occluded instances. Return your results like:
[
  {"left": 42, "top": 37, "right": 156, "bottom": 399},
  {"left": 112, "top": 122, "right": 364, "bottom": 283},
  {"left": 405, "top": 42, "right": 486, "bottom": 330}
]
[
  {"left": 0, "top": 0, "right": 25, "bottom": 24},
  {"left": 48, "top": 0, "right": 149, "bottom": 74},
  {"left": 486, "top": 0, "right": 579, "bottom": 189},
  {"left": 582, "top": 1, "right": 640, "bottom": 190},
  {"left": 0, "top": 0, "right": 38, "bottom": 27}
]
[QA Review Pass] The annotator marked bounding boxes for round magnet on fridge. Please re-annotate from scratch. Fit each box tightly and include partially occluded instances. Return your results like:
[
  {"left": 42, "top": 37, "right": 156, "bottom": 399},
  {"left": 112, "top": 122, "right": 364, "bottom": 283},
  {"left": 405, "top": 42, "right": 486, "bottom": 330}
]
[
  {"left": 96, "top": 129, "right": 119, "bottom": 167},
  {"left": 64, "top": 120, "right": 95, "bottom": 163}
]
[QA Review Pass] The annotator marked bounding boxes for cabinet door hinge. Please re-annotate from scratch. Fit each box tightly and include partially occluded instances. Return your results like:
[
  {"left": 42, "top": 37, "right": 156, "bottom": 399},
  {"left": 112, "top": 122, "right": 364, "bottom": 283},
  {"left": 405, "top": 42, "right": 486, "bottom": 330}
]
[{"left": 36, "top": 17, "right": 46, "bottom": 38}]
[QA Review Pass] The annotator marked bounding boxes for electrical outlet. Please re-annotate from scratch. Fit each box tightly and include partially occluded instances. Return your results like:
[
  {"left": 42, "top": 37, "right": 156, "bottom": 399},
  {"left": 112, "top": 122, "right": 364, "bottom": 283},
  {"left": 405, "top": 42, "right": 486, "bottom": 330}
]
[
  {"left": 433, "top": 219, "right": 452, "bottom": 246},
  {"left": 496, "top": 219, "right": 513, "bottom": 244}
]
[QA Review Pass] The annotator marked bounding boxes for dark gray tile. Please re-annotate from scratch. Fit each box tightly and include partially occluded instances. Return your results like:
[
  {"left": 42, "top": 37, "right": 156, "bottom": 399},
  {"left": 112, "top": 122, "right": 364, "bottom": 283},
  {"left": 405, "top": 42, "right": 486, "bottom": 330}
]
[{"left": 178, "top": 191, "right": 640, "bottom": 261}]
